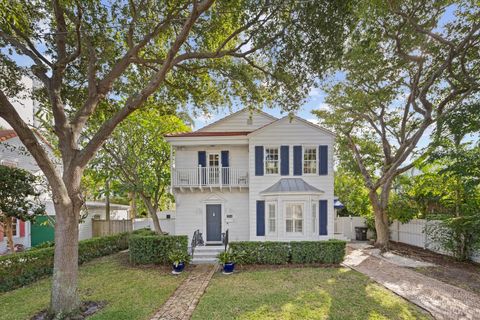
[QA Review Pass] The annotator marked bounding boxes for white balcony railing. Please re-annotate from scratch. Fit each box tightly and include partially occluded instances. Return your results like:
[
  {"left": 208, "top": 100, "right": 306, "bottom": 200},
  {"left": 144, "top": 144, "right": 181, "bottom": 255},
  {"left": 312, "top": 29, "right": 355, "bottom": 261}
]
[{"left": 172, "top": 167, "right": 248, "bottom": 188}]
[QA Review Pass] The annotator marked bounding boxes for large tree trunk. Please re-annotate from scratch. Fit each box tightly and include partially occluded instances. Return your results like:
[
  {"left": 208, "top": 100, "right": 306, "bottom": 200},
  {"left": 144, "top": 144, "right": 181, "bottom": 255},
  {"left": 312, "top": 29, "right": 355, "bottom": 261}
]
[
  {"left": 369, "top": 183, "right": 392, "bottom": 250},
  {"left": 50, "top": 200, "right": 80, "bottom": 314}
]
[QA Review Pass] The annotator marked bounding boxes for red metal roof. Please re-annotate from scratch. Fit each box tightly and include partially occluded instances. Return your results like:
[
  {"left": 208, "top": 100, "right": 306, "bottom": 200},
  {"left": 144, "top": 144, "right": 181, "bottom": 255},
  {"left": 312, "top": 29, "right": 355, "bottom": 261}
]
[
  {"left": 0, "top": 130, "right": 17, "bottom": 142},
  {"left": 166, "top": 131, "right": 251, "bottom": 138}
]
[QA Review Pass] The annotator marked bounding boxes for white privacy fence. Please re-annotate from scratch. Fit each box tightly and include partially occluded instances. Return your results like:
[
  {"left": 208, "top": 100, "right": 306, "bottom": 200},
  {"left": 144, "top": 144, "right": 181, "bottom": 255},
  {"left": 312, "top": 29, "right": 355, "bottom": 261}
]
[
  {"left": 336, "top": 216, "right": 480, "bottom": 263},
  {"left": 335, "top": 216, "right": 369, "bottom": 241},
  {"left": 133, "top": 211, "right": 176, "bottom": 235}
]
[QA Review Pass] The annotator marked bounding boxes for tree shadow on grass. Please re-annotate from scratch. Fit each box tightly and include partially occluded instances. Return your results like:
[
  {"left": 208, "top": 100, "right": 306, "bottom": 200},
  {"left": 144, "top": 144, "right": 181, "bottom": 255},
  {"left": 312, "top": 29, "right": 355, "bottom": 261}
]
[{"left": 192, "top": 267, "right": 432, "bottom": 320}]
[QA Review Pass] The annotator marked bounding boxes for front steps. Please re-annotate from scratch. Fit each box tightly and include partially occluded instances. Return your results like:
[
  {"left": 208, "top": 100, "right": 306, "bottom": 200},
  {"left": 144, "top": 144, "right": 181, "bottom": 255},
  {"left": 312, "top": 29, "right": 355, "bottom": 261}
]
[{"left": 191, "top": 245, "right": 224, "bottom": 264}]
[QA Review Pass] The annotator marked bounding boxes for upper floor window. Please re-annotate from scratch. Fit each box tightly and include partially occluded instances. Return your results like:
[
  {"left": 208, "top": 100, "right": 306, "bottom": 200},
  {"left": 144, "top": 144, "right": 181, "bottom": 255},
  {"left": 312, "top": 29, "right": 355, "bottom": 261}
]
[
  {"left": 208, "top": 153, "right": 219, "bottom": 167},
  {"left": 303, "top": 147, "right": 317, "bottom": 174},
  {"left": 265, "top": 147, "right": 279, "bottom": 174}
]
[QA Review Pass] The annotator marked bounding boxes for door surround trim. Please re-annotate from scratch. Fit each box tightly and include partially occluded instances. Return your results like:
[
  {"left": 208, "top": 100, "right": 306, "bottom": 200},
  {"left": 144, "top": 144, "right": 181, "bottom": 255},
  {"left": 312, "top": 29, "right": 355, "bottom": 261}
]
[{"left": 202, "top": 193, "right": 225, "bottom": 244}]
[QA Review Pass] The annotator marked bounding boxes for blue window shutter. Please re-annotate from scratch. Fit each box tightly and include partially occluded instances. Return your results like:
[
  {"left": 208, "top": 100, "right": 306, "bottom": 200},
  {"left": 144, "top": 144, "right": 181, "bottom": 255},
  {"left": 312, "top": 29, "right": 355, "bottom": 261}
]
[
  {"left": 198, "top": 151, "right": 206, "bottom": 185},
  {"left": 255, "top": 146, "right": 264, "bottom": 176},
  {"left": 198, "top": 151, "right": 206, "bottom": 167},
  {"left": 280, "top": 146, "right": 289, "bottom": 176},
  {"left": 293, "top": 145, "right": 302, "bottom": 175},
  {"left": 319, "top": 200, "right": 328, "bottom": 235},
  {"left": 221, "top": 151, "right": 229, "bottom": 185},
  {"left": 221, "top": 151, "right": 229, "bottom": 167},
  {"left": 256, "top": 200, "right": 265, "bottom": 236},
  {"left": 319, "top": 145, "right": 328, "bottom": 175}
]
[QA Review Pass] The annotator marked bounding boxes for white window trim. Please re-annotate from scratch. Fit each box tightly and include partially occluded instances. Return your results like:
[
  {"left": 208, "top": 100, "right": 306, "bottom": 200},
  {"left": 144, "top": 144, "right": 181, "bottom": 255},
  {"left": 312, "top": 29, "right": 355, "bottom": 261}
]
[
  {"left": 266, "top": 201, "right": 277, "bottom": 235},
  {"left": 303, "top": 146, "right": 317, "bottom": 175},
  {"left": 207, "top": 152, "right": 220, "bottom": 168},
  {"left": 12, "top": 218, "right": 20, "bottom": 238},
  {"left": 284, "top": 202, "right": 305, "bottom": 236},
  {"left": 264, "top": 146, "right": 280, "bottom": 175},
  {"left": 311, "top": 201, "right": 317, "bottom": 235}
]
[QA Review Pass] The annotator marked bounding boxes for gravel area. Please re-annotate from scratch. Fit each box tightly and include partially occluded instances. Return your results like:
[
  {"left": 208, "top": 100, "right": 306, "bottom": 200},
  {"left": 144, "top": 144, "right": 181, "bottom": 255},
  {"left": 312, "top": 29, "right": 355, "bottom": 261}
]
[{"left": 344, "top": 243, "right": 480, "bottom": 320}]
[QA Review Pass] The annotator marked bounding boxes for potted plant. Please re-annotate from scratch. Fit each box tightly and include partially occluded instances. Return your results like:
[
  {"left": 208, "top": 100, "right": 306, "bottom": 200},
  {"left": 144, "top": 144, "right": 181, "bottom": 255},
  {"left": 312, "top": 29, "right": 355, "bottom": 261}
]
[
  {"left": 168, "top": 249, "right": 190, "bottom": 274},
  {"left": 217, "top": 249, "right": 237, "bottom": 275}
]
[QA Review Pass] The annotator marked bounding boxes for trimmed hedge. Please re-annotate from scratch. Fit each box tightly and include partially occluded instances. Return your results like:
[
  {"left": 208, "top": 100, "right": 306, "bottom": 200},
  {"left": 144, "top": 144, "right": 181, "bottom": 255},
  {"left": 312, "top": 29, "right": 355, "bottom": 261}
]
[
  {"left": 0, "top": 232, "right": 129, "bottom": 292},
  {"left": 229, "top": 242, "right": 290, "bottom": 264},
  {"left": 230, "top": 240, "right": 346, "bottom": 265},
  {"left": 129, "top": 234, "right": 188, "bottom": 265},
  {"left": 290, "top": 240, "right": 346, "bottom": 264}
]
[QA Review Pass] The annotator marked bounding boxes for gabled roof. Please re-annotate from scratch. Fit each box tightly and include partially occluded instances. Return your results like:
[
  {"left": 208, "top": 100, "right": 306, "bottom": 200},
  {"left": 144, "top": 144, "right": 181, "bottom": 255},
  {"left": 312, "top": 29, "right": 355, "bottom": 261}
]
[
  {"left": 0, "top": 129, "right": 55, "bottom": 150},
  {"left": 196, "top": 108, "right": 277, "bottom": 132},
  {"left": 248, "top": 115, "right": 335, "bottom": 137},
  {"left": 260, "top": 178, "right": 324, "bottom": 195},
  {"left": 0, "top": 130, "right": 17, "bottom": 142},
  {"left": 165, "top": 131, "right": 250, "bottom": 138}
]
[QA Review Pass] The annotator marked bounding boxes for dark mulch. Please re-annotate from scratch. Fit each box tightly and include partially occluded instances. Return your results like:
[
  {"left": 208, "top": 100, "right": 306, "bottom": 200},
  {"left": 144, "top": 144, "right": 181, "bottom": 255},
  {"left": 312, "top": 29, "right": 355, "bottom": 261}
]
[
  {"left": 115, "top": 251, "right": 197, "bottom": 273},
  {"left": 233, "top": 263, "right": 341, "bottom": 272},
  {"left": 31, "top": 301, "right": 106, "bottom": 320},
  {"left": 389, "top": 241, "right": 480, "bottom": 295}
]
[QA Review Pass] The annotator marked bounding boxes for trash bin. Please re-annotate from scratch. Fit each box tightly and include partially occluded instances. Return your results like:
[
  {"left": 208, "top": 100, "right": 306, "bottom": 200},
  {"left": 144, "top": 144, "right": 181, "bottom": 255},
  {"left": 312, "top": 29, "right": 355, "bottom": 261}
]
[{"left": 355, "top": 227, "right": 368, "bottom": 241}]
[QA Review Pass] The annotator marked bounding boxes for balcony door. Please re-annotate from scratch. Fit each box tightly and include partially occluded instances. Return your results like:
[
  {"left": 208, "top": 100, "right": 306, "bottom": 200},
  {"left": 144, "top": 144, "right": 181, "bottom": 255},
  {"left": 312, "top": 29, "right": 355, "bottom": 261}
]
[{"left": 208, "top": 153, "right": 220, "bottom": 184}]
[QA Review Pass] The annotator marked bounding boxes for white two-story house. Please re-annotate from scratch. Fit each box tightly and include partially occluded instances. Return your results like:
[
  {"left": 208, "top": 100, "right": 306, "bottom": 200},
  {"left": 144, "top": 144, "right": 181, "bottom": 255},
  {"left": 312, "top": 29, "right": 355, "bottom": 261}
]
[{"left": 165, "top": 108, "right": 335, "bottom": 246}]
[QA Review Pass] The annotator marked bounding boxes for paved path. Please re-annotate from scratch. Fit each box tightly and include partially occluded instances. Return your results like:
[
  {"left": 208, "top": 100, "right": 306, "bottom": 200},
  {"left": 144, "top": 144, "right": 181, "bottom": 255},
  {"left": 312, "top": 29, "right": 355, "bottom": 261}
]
[
  {"left": 151, "top": 264, "right": 217, "bottom": 320},
  {"left": 344, "top": 243, "right": 480, "bottom": 320}
]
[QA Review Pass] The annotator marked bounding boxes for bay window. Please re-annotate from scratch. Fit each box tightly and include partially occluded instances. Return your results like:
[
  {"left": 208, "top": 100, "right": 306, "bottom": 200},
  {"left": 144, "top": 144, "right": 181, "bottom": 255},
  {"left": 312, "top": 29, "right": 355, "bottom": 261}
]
[{"left": 285, "top": 203, "right": 303, "bottom": 234}]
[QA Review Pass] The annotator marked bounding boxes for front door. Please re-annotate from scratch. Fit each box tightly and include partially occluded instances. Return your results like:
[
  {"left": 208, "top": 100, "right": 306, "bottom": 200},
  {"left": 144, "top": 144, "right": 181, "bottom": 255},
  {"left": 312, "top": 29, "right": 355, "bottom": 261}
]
[{"left": 206, "top": 204, "right": 222, "bottom": 242}]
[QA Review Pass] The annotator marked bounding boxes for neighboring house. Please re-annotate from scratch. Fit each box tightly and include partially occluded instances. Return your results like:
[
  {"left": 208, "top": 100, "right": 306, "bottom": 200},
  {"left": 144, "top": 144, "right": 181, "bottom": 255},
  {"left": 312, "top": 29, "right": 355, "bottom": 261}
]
[
  {"left": 0, "top": 129, "right": 55, "bottom": 253},
  {"left": 0, "top": 129, "right": 129, "bottom": 252},
  {"left": 165, "top": 108, "right": 336, "bottom": 246}
]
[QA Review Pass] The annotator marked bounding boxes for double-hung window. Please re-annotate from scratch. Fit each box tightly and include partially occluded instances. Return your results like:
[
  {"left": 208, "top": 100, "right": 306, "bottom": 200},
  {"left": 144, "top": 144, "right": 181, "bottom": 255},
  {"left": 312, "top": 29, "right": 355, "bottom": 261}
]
[
  {"left": 267, "top": 202, "right": 276, "bottom": 234},
  {"left": 311, "top": 202, "right": 317, "bottom": 234},
  {"left": 11, "top": 218, "right": 18, "bottom": 237},
  {"left": 285, "top": 203, "right": 303, "bottom": 234},
  {"left": 264, "top": 147, "right": 279, "bottom": 174},
  {"left": 303, "top": 147, "right": 317, "bottom": 174}
]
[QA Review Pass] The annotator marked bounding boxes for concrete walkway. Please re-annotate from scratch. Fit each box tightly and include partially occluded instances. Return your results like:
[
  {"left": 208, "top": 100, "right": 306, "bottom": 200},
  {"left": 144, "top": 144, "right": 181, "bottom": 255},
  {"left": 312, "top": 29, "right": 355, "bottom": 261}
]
[
  {"left": 151, "top": 264, "right": 217, "bottom": 320},
  {"left": 344, "top": 243, "right": 480, "bottom": 320}
]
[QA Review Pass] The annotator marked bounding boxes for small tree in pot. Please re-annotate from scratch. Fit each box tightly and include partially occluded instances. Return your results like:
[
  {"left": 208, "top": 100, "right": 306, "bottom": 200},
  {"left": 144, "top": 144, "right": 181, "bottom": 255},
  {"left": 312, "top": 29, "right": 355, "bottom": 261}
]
[
  {"left": 168, "top": 248, "right": 190, "bottom": 275},
  {"left": 217, "top": 249, "right": 239, "bottom": 275}
]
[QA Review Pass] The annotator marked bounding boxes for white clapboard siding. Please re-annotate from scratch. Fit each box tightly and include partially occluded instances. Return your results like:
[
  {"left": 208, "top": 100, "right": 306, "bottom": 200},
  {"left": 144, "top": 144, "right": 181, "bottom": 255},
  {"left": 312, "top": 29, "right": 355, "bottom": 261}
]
[
  {"left": 197, "top": 109, "right": 276, "bottom": 132},
  {"left": 248, "top": 117, "right": 335, "bottom": 241},
  {"left": 175, "top": 145, "right": 248, "bottom": 169},
  {"left": 174, "top": 191, "right": 249, "bottom": 245}
]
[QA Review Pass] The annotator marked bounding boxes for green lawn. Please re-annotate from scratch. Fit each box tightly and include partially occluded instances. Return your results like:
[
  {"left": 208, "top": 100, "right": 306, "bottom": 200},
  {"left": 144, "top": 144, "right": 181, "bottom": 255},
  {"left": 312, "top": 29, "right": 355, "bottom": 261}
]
[
  {"left": 192, "top": 267, "right": 432, "bottom": 320},
  {"left": 0, "top": 252, "right": 185, "bottom": 320}
]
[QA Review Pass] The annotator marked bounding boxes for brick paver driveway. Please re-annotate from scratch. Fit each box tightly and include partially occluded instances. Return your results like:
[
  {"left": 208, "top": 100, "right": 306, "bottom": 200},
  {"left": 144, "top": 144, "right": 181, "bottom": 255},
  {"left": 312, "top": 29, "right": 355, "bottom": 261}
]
[{"left": 344, "top": 243, "right": 480, "bottom": 320}]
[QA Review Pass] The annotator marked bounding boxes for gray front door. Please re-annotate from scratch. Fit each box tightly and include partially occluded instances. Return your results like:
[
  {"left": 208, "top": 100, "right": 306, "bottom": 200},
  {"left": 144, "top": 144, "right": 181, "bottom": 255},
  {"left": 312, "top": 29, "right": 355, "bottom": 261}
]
[{"left": 206, "top": 204, "right": 222, "bottom": 242}]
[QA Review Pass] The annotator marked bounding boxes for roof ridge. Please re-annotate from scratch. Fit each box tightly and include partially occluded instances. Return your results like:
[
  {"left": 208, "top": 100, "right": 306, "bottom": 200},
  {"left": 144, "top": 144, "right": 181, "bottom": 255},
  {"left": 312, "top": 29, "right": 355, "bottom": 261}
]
[{"left": 196, "top": 107, "right": 277, "bottom": 132}]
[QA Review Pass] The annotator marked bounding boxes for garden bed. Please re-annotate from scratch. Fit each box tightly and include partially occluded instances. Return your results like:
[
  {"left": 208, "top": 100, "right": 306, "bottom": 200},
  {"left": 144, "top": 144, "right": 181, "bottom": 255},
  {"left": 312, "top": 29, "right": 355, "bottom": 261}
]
[
  {"left": 389, "top": 241, "right": 480, "bottom": 295},
  {"left": 0, "top": 252, "right": 186, "bottom": 320}
]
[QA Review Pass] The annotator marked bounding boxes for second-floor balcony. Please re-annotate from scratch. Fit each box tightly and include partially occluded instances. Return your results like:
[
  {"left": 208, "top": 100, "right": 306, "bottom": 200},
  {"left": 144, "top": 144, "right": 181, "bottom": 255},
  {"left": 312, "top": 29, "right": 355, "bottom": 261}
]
[{"left": 172, "top": 167, "right": 248, "bottom": 190}]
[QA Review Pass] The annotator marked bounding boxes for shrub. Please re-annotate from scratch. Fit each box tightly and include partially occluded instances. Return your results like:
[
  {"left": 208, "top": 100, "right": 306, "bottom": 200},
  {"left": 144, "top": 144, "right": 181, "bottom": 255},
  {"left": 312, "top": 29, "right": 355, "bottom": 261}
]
[
  {"left": 132, "top": 228, "right": 157, "bottom": 236},
  {"left": 129, "top": 235, "right": 188, "bottom": 265},
  {"left": 0, "top": 232, "right": 129, "bottom": 292},
  {"left": 290, "top": 240, "right": 346, "bottom": 264},
  {"left": 229, "top": 242, "right": 290, "bottom": 264},
  {"left": 229, "top": 240, "right": 346, "bottom": 265}
]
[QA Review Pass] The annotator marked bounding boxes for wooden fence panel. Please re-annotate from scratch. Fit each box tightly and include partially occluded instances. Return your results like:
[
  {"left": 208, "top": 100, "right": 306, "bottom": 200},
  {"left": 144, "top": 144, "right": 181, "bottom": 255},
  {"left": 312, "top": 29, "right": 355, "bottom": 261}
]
[{"left": 92, "top": 219, "right": 132, "bottom": 237}]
